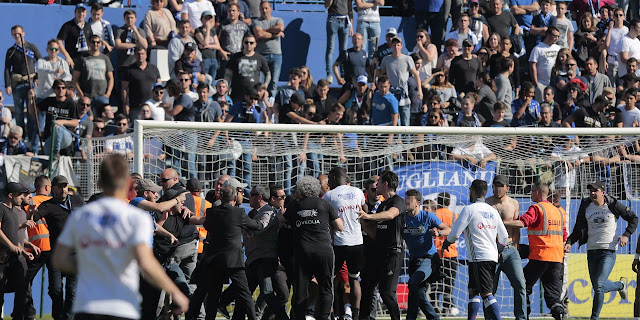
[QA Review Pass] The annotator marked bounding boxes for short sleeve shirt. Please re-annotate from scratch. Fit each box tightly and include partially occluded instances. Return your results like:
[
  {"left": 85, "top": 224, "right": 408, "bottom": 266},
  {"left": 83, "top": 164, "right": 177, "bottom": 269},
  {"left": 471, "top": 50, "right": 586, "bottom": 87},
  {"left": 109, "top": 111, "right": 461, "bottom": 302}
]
[
  {"left": 379, "top": 54, "right": 415, "bottom": 89},
  {"left": 174, "top": 93, "right": 196, "bottom": 121},
  {"left": 0, "top": 205, "right": 19, "bottom": 254},
  {"left": 403, "top": 210, "right": 443, "bottom": 259},
  {"left": 74, "top": 53, "right": 114, "bottom": 98},
  {"left": 529, "top": 42, "right": 561, "bottom": 86},
  {"left": 371, "top": 91, "right": 399, "bottom": 125},
  {"left": 253, "top": 17, "right": 284, "bottom": 55},
  {"left": 115, "top": 27, "right": 148, "bottom": 68},
  {"left": 486, "top": 11, "right": 518, "bottom": 39}
]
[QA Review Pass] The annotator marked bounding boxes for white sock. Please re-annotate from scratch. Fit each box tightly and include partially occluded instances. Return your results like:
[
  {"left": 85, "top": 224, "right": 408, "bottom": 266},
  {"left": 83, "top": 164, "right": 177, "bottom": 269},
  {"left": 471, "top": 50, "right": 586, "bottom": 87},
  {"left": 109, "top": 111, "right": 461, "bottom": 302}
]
[{"left": 344, "top": 303, "right": 352, "bottom": 316}]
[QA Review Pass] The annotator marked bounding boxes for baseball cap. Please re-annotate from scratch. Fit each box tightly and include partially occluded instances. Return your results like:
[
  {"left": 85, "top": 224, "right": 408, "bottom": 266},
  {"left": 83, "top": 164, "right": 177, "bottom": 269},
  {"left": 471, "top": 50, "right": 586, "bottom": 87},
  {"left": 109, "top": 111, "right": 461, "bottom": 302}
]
[
  {"left": 357, "top": 75, "right": 368, "bottom": 84},
  {"left": 152, "top": 83, "right": 165, "bottom": 91},
  {"left": 587, "top": 181, "right": 606, "bottom": 191},
  {"left": 52, "top": 175, "right": 69, "bottom": 186},
  {"left": 390, "top": 36, "right": 403, "bottom": 44},
  {"left": 290, "top": 92, "right": 306, "bottom": 105},
  {"left": 469, "top": 0, "right": 479, "bottom": 4},
  {"left": 493, "top": 174, "right": 509, "bottom": 186},
  {"left": 186, "top": 178, "right": 203, "bottom": 192},
  {"left": 158, "top": 187, "right": 186, "bottom": 202},
  {"left": 184, "top": 42, "right": 197, "bottom": 51},
  {"left": 137, "top": 179, "right": 162, "bottom": 193},
  {"left": 6, "top": 182, "right": 32, "bottom": 195},
  {"left": 462, "top": 39, "right": 474, "bottom": 47},
  {"left": 223, "top": 178, "right": 248, "bottom": 190},
  {"left": 75, "top": 3, "right": 87, "bottom": 10},
  {"left": 386, "top": 27, "right": 397, "bottom": 36},
  {"left": 594, "top": 95, "right": 613, "bottom": 106},
  {"left": 201, "top": 10, "right": 214, "bottom": 19}
]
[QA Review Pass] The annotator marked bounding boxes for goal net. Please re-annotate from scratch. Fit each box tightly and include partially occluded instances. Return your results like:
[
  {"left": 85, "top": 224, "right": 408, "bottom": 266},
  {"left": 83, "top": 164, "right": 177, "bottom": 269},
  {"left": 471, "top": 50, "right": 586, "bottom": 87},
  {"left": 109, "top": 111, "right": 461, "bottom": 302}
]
[{"left": 85, "top": 122, "right": 640, "bottom": 318}]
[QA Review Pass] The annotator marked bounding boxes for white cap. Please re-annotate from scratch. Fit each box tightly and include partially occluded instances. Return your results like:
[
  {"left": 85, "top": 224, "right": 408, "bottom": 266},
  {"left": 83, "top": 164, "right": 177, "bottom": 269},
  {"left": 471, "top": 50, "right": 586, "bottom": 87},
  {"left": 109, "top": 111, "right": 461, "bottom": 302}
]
[
  {"left": 386, "top": 27, "right": 397, "bottom": 35},
  {"left": 357, "top": 75, "right": 368, "bottom": 84}
]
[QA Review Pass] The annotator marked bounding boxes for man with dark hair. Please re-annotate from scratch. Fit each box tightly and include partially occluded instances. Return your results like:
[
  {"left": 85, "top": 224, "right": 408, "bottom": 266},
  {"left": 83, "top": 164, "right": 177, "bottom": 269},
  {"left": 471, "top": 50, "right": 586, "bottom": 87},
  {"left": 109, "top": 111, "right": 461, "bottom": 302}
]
[
  {"left": 442, "top": 179, "right": 508, "bottom": 320},
  {"left": 57, "top": 4, "right": 91, "bottom": 68},
  {"left": 449, "top": 39, "right": 482, "bottom": 95},
  {"left": 357, "top": 170, "right": 405, "bottom": 320},
  {"left": 617, "top": 19, "right": 640, "bottom": 79},
  {"left": 72, "top": 34, "right": 114, "bottom": 106},
  {"left": 35, "top": 79, "right": 80, "bottom": 156},
  {"left": 529, "top": 26, "right": 561, "bottom": 101},
  {"left": 115, "top": 10, "right": 148, "bottom": 70},
  {"left": 224, "top": 34, "right": 270, "bottom": 103}
]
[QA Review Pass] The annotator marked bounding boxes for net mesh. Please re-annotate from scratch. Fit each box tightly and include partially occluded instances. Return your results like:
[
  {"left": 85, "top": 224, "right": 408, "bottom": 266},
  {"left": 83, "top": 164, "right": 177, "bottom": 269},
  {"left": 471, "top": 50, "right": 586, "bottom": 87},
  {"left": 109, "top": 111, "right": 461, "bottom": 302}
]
[{"left": 81, "top": 125, "right": 640, "bottom": 319}]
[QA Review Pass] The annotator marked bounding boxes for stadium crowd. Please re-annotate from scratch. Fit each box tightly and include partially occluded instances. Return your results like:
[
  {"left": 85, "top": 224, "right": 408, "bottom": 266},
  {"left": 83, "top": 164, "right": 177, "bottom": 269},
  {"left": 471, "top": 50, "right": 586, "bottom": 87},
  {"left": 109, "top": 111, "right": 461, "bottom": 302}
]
[{"left": 2, "top": 0, "right": 640, "bottom": 320}]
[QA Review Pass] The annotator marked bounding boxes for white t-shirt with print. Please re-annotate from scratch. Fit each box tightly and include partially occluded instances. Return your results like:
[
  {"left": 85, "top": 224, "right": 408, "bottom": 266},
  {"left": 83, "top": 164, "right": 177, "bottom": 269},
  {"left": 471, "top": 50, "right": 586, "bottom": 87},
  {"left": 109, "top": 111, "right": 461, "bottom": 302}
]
[
  {"left": 529, "top": 42, "right": 561, "bottom": 86},
  {"left": 323, "top": 185, "right": 366, "bottom": 246}
]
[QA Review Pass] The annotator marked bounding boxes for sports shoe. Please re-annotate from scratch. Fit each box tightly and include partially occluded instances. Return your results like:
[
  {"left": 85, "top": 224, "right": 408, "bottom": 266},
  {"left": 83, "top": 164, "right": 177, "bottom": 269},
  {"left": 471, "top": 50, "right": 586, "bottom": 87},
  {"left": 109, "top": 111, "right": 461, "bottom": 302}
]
[
  {"left": 619, "top": 277, "right": 629, "bottom": 300},
  {"left": 449, "top": 307, "right": 460, "bottom": 316},
  {"left": 218, "top": 306, "right": 231, "bottom": 319},
  {"left": 343, "top": 314, "right": 353, "bottom": 320},
  {"left": 327, "top": 75, "right": 334, "bottom": 84}
]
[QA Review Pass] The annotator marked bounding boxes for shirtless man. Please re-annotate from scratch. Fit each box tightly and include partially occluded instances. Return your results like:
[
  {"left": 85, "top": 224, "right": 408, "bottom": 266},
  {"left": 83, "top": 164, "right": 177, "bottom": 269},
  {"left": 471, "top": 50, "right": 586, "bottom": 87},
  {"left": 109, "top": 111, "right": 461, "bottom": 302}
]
[{"left": 485, "top": 174, "right": 527, "bottom": 320}]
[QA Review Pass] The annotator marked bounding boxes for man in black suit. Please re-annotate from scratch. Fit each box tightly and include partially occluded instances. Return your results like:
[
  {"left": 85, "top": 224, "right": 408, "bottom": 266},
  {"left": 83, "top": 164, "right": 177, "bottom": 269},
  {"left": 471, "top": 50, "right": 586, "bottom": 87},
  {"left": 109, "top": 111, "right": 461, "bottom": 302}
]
[{"left": 197, "top": 178, "right": 263, "bottom": 320}]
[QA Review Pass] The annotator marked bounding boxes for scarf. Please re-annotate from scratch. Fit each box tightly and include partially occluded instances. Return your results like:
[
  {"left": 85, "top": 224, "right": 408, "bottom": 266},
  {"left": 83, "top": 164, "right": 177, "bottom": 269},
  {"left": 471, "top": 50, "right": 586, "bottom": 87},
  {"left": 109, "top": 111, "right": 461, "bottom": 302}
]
[
  {"left": 76, "top": 22, "right": 88, "bottom": 52},
  {"left": 126, "top": 28, "right": 134, "bottom": 55},
  {"left": 13, "top": 43, "right": 36, "bottom": 60}
]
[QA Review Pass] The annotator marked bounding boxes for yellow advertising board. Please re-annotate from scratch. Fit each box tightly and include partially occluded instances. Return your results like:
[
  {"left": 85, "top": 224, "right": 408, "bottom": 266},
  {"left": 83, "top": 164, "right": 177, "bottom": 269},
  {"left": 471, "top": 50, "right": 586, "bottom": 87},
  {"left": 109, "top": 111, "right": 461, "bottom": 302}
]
[{"left": 567, "top": 254, "right": 636, "bottom": 318}]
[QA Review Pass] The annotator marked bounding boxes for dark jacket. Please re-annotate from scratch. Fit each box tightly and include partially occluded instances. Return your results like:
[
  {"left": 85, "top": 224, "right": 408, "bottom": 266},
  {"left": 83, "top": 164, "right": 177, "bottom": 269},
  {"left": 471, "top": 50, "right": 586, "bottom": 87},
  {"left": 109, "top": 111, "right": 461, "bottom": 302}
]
[
  {"left": 567, "top": 195, "right": 638, "bottom": 250},
  {"left": 202, "top": 203, "right": 263, "bottom": 268}
]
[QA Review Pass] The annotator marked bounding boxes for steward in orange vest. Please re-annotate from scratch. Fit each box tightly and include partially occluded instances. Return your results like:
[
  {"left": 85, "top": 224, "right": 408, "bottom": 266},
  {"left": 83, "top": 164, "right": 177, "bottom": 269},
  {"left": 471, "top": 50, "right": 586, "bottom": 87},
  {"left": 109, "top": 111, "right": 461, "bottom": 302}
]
[
  {"left": 506, "top": 182, "right": 566, "bottom": 320},
  {"left": 187, "top": 178, "right": 211, "bottom": 254}
]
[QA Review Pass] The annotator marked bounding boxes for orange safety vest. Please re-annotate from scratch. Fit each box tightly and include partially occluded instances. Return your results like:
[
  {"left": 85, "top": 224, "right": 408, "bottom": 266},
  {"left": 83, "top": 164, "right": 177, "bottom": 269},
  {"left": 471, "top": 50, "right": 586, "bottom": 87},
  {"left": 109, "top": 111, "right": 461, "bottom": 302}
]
[
  {"left": 527, "top": 202, "right": 565, "bottom": 263},
  {"left": 434, "top": 207, "right": 458, "bottom": 258},
  {"left": 26, "top": 194, "right": 52, "bottom": 252},
  {"left": 193, "top": 195, "right": 212, "bottom": 254}
]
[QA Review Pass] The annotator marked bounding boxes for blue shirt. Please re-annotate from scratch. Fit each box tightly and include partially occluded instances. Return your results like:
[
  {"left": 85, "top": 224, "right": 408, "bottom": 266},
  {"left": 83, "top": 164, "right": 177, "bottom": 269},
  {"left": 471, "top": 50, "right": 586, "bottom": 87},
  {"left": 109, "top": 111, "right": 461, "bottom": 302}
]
[
  {"left": 511, "top": 98, "right": 541, "bottom": 126},
  {"left": 371, "top": 91, "right": 399, "bottom": 125},
  {"left": 229, "top": 102, "right": 261, "bottom": 123},
  {"left": 510, "top": 0, "right": 535, "bottom": 29},
  {"left": 415, "top": 0, "right": 444, "bottom": 12},
  {"left": 403, "top": 210, "right": 443, "bottom": 259},
  {"left": 130, "top": 197, "right": 157, "bottom": 245}
]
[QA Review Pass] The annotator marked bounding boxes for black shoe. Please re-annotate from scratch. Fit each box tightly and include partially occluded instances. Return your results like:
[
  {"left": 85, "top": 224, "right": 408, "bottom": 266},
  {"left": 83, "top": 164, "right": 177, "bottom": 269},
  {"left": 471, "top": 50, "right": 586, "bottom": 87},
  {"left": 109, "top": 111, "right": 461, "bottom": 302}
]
[{"left": 218, "top": 306, "right": 231, "bottom": 319}]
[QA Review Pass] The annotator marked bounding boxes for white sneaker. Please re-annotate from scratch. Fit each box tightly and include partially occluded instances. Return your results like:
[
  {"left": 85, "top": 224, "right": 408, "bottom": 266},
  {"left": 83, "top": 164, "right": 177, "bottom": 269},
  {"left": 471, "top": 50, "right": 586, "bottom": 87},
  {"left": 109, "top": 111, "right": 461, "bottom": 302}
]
[
  {"left": 449, "top": 307, "right": 460, "bottom": 316},
  {"left": 305, "top": 315, "right": 316, "bottom": 320},
  {"left": 326, "top": 74, "right": 334, "bottom": 84}
]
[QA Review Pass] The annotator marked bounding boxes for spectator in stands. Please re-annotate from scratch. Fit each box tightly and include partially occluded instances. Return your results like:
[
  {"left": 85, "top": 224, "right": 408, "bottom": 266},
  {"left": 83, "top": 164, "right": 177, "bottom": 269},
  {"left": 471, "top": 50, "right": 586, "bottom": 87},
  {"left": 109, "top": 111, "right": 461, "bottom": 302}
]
[
  {"left": 175, "top": 43, "right": 207, "bottom": 88},
  {"left": 529, "top": 27, "right": 561, "bottom": 101},
  {"left": 550, "top": 48, "right": 571, "bottom": 81},
  {"left": 115, "top": 10, "right": 148, "bottom": 70},
  {"left": 469, "top": 0, "right": 490, "bottom": 45},
  {"left": 142, "top": 0, "right": 177, "bottom": 48},
  {"left": 36, "top": 39, "right": 72, "bottom": 103},
  {"left": 165, "top": 78, "right": 197, "bottom": 177},
  {"left": 225, "top": 34, "right": 270, "bottom": 103},
  {"left": 483, "top": 101, "right": 510, "bottom": 127},
  {"left": 618, "top": 58, "right": 640, "bottom": 92},
  {"left": 422, "top": 107, "right": 446, "bottom": 128},
  {"left": 380, "top": 36, "right": 422, "bottom": 127},
  {"left": 617, "top": 19, "right": 640, "bottom": 79},
  {"left": 194, "top": 83, "right": 223, "bottom": 122},
  {"left": 300, "top": 66, "right": 316, "bottom": 99},
  {"left": 338, "top": 76, "right": 372, "bottom": 119},
  {"left": 168, "top": 20, "right": 201, "bottom": 77},
  {"left": 475, "top": 72, "right": 497, "bottom": 120},
  {"left": 98, "top": 103, "right": 117, "bottom": 136},
  {"left": 273, "top": 68, "right": 304, "bottom": 117},
  {"left": 373, "top": 28, "right": 397, "bottom": 71},
  {"left": 333, "top": 33, "right": 368, "bottom": 87},
  {"left": 256, "top": 83, "right": 275, "bottom": 122},
  {"left": 0, "top": 91, "right": 12, "bottom": 142},
  {"left": 530, "top": 0, "right": 557, "bottom": 46},
  {"left": 323, "top": 0, "right": 352, "bottom": 83},
  {"left": 56, "top": 4, "right": 91, "bottom": 67},
  {"left": 540, "top": 87, "right": 561, "bottom": 123},
  {"left": 555, "top": 57, "right": 580, "bottom": 104},
  {"left": 408, "top": 54, "right": 427, "bottom": 126},
  {"left": 450, "top": 136, "right": 496, "bottom": 168},
  {"left": 75, "top": 96, "right": 93, "bottom": 159},
  {"left": 455, "top": 95, "right": 484, "bottom": 127},
  {"left": 495, "top": 57, "right": 514, "bottom": 120},
  {"left": 449, "top": 39, "right": 482, "bottom": 95},
  {"left": 253, "top": 1, "right": 284, "bottom": 96},
  {"left": 216, "top": 0, "right": 253, "bottom": 25},
  {"left": 0, "top": 126, "right": 32, "bottom": 156},
  {"left": 175, "top": 71, "right": 199, "bottom": 101},
  {"left": 574, "top": 13, "right": 599, "bottom": 69},
  {"left": 511, "top": 81, "right": 541, "bottom": 127},
  {"left": 476, "top": 47, "right": 490, "bottom": 72},
  {"left": 435, "top": 39, "right": 460, "bottom": 73},
  {"left": 445, "top": 13, "right": 480, "bottom": 52},
  {"left": 580, "top": 57, "right": 613, "bottom": 105},
  {"left": 104, "top": 114, "right": 134, "bottom": 158},
  {"left": 563, "top": 94, "right": 610, "bottom": 136},
  {"left": 414, "top": 0, "right": 446, "bottom": 52},
  {"left": 354, "top": 0, "right": 381, "bottom": 61},
  {"left": 72, "top": 34, "right": 114, "bottom": 107},
  {"left": 538, "top": 104, "right": 560, "bottom": 127},
  {"left": 510, "top": 0, "right": 538, "bottom": 51},
  {"left": 568, "top": 0, "right": 617, "bottom": 21},
  {"left": 486, "top": 0, "right": 520, "bottom": 40},
  {"left": 371, "top": 75, "right": 399, "bottom": 137},
  {"left": 554, "top": 2, "right": 574, "bottom": 50},
  {"left": 411, "top": 29, "right": 437, "bottom": 77},
  {"left": 218, "top": 3, "right": 251, "bottom": 75},
  {"left": 488, "top": 36, "right": 520, "bottom": 89},
  {"left": 424, "top": 68, "right": 457, "bottom": 113},
  {"left": 617, "top": 89, "right": 640, "bottom": 127},
  {"left": 606, "top": 7, "right": 629, "bottom": 82},
  {"left": 4, "top": 25, "right": 41, "bottom": 151},
  {"left": 195, "top": 11, "right": 224, "bottom": 82},
  {"left": 122, "top": 47, "right": 161, "bottom": 121},
  {"left": 35, "top": 79, "right": 79, "bottom": 156},
  {"left": 88, "top": 4, "right": 115, "bottom": 54},
  {"left": 181, "top": 0, "right": 215, "bottom": 30},
  {"left": 92, "top": 119, "right": 105, "bottom": 138}
]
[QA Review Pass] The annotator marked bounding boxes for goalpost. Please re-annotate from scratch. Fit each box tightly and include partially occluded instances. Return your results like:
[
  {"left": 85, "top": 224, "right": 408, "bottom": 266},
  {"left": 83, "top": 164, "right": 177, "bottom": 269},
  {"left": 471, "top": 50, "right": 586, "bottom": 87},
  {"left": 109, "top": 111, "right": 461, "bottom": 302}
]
[{"left": 126, "top": 121, "right": 640, "bottom": 318}]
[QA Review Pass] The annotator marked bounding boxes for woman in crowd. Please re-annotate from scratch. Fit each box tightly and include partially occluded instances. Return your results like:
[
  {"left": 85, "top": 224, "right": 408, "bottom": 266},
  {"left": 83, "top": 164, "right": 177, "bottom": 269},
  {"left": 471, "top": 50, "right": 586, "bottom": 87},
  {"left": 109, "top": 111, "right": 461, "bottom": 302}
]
[
  {"left": 142, "top": 0, "right": 177, "bottom": 48},
  {"left": 488, "top": 37, "right": 520, "bottom": 94},
  {"left": 551, "top": 48, "right": 572, "bottom": 80},
  {"left": 411, "top": 29, "right": 438, "bottom": 77},
  {"left": 424, "top": 68, "right": 458, "bottom": 114},
  {"left": 475, "top": 72, "right": 497, "bottom": 121},
  {"left": 574, "top": 12, "right": 599, "bottom": 69},
  {"left": 300, "top": 66, "right": 316, "bottom": 99},
  {"left": 486, "top": 32, "right": 502, "bottom": 56}
]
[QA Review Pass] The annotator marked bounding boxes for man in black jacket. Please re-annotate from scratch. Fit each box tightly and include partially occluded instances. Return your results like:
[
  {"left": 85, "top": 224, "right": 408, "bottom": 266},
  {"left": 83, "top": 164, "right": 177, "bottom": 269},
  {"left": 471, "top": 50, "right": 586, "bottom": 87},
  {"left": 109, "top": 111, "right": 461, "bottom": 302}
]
[
  {"left": 565, "top": 181, "right": 637, "bottom": 320},
  {"left": 197, "top": 179, "right": 263, "bottom": 320}
]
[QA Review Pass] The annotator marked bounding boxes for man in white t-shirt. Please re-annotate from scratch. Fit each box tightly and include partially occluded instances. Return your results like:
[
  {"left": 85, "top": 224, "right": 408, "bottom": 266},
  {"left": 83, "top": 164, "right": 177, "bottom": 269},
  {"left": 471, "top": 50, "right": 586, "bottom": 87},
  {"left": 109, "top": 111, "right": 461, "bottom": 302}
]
[
  {"left": 144, "top": 83, "right": 168, "bottom": 121},
  {"left": 618, "top": 19, "right": 640, "bottom": 79},
  {"left": 618, "top": 89, "right": 640, "bottom": 127},
  {"left": 442, "top": 179, "right": 509, "bottom": 320},
  {"left": 529, "top": 26, "right": 561, "bottom": 101},
  {"left": 444, "top": 13, "right": 480, "bottom": 52},
  {"left": 52, "top": 153, "right": 189, "bottom": 320},
  {"left": 606, "top": 7, "right": 629, "bottom": 82},
  {"left": 181, "top": 0, "right": 215, "bottom": 29},
  {"left": 104, "top": 114, "right": 134, "bottom": 158},
  {"left": 323, "top": 167, "right": 366, "bottom": 320}
]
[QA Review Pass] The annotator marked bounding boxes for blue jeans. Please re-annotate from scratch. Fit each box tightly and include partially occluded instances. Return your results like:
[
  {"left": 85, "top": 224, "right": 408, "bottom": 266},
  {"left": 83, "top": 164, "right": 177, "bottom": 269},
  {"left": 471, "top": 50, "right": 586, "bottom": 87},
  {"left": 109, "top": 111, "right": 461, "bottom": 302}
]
[
  {"left": 90, "top": 95, "right": 110, "bottom": 110},
  {"left": 203, "top": 56, "right": 219, "bottom": 82},
  {"left": 326, "top": 16, "right": 350, "bottom": 75},
  {"left": 588, "top": 249, "right": 623, "bottom": 320},
  {"left": 407, "top": 257, "right": 440, "bottom": 320},
  {"left": 356, "top": 21, "right": 381, "bottom": 63},
  {"left": 165, "top": 260, "right": 193, "bottom": 297},
  {"left": 263, "top": 53, "right": 282, "bottom": 97},
  {"left": 492, "top": 244, "right": 527, "bottom": 320},
  {"left": 283, "top": 154, "right": 305, "bottom": 195},
  {"left": 43, "top": 125, "right": 74, "bottom": 156},
  {"left": 12, "top": 83, "right": 29, "bottom": 129},
  {"left": 48, "top": 262, "right": 78, "bottom": 320}
]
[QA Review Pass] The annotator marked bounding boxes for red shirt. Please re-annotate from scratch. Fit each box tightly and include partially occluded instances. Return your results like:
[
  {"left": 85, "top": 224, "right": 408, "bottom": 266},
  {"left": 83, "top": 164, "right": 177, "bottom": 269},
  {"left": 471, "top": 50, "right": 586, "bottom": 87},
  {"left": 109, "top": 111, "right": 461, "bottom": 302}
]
[
  {"left": 519, "top": 200, "right": 568, "bottom": 241},
  {"left": 567, "top": 0, "right": 617, "bottom": 21}
]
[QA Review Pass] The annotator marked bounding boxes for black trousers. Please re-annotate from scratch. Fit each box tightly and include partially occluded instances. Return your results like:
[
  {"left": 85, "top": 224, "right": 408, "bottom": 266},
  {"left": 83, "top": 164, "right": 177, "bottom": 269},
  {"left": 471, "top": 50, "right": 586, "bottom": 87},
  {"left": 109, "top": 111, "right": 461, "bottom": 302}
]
[
  {"left": 202, "top": 264, "right": 256, "bottom": 320},
  {"left": 523, "top": 259, "right": 565, "bottom": 317},
  {"left": 247, "top": 259, "right": 290, "bottom": 320},
  {"left": 292, "top": 250, "right": 335, "bottom": 320},
  {"left": 0, "top": 253, "right": 28, "bottom": 320},
  {"left": 430, "top": 257, "right": 457, "bottom": 309},
  {"left": 75, "top": 313, "right": 135, "bottom": 320},
  {"left": 25, "top": 250, "right": 52, "bottom": 318},
  {"left": 140, "top": 275, "right": 162, "bottom": 320},
  {"left": 260, "top": 264, "right": 291, "bottom": 320},
  {"left": 359, "top": 250, "right": 401, "bottom": 320}
]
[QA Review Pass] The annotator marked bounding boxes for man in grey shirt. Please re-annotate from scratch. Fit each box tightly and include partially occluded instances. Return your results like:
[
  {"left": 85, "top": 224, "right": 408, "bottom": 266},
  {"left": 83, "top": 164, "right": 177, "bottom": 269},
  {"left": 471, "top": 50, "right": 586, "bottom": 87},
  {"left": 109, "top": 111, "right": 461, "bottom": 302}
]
[
  {"left": 579, "top": 57, "right": 613, "bottom": 105},
  {"left": 72, "top": 34, "right": 114, "bottom": 106},
  {"left": 252, "top": 1, "right": 284, "bottom": 96},
  {"left": 495, "top": 57, "right": 514, "bottom": 121}
]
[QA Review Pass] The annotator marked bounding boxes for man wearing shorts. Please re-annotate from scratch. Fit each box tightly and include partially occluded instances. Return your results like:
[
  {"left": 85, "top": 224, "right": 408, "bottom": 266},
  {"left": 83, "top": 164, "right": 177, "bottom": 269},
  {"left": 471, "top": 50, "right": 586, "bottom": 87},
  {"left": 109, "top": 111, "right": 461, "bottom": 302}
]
[{"left": 442, "top": 179, "right": 508, "bottom": 320}]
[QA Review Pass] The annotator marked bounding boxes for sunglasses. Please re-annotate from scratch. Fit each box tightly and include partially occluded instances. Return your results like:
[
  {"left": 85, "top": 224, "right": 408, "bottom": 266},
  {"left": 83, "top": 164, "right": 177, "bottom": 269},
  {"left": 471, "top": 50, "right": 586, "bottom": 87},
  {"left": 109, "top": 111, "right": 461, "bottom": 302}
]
[
  {"left": 369, "top": 188, "right": 376, "bottom": 192},
  {"left": 237, "top": 188, "right": 245, "bottom": 193},
  {"left": 94, "top": 127, "right": 104, "bottom": 132},
  {"left": 81, "top": 102, "right": 91, "bottom": 107},
  {"left": 54, "top": 86, "right": 67, "bottom": 90},
  {"left": 180, "top": 78, "right": 191, "bottom": 82},
  {"left": 568, "top": 63, "right": 577, "bottom": 66},
  {"left": 159, "top": 178, "right": 172, "bottom": 183},
  {"left": 616, "top": 13, "right": 625, "bottom": 16},
  {"left": 154, "top": 90, "right": 164, "bottom": 94},
  {"left": 48, "top": 47, "right": 60, "bottom": 51},
  {"left": 306, "top": 112, "right": 316, "bottom": 116},
  {"left": 117, "top": 122, "right": 128, "bottom": 126},
  {"left": 273, "top": 195, "right": 286, "bottom": 199},
  {"left": 91, "top": 40, "right": 102, "bottom": 44},
  {"left": 244, "top": 41, "right": 255, "bottom": 45}
]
